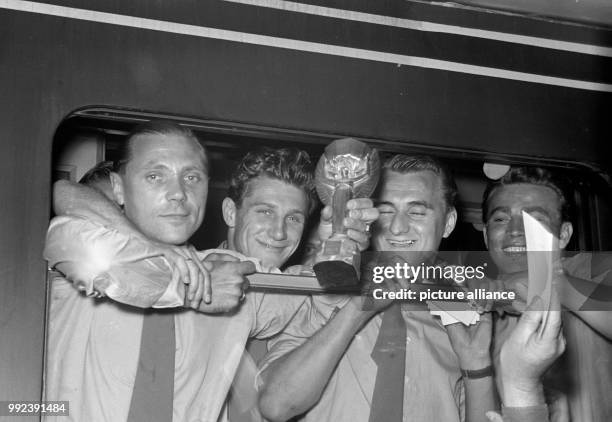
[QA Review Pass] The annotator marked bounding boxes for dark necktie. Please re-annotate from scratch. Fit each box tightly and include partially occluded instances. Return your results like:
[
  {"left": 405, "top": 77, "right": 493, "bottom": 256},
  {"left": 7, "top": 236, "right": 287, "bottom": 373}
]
[
  {"left": 369, "top": 303, "right": 407, "bottom": 422},
  {"left": 127, "top": 309, "right": 175, "bottom": 422}
]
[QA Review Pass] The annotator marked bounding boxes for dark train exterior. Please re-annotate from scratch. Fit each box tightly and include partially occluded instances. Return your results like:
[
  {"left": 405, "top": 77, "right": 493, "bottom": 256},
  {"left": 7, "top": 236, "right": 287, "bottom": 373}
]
[{"left": 1, "top": 1, "right": 611, "bottom": 420}]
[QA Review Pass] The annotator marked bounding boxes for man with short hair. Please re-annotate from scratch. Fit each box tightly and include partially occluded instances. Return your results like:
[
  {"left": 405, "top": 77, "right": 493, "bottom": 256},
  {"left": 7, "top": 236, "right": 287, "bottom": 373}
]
[
  {"left": 258, "top": 154, "right": 494, "bottom": 422},
  {"left": 481, "top": 166, "right": 612, "bottom": 422},
  {"left": 45, "top": 121, "right": 254, "bottom": 422}
]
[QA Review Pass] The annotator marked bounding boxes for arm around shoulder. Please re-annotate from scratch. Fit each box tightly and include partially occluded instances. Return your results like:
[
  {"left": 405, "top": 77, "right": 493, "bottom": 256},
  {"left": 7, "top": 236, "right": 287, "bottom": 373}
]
[{"left": 45, "top": 215, "right": 184, "bottom": 308}]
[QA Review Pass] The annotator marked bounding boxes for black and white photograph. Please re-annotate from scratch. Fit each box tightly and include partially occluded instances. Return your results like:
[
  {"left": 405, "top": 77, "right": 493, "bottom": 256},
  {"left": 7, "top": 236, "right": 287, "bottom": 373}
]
[{"left": 1, "top": 1, "right": 611, "bottom": 421}]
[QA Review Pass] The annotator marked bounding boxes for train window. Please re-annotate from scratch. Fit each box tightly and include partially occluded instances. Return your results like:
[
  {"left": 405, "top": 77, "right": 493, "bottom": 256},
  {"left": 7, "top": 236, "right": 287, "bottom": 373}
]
[{"left": 52, "top": 106, "right": 611, "bottom": 257}]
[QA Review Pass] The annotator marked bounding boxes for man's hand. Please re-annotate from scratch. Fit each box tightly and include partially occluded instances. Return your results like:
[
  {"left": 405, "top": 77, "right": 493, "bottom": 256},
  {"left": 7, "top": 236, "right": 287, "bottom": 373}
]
[
  {"left": 499, "top": 296, "right": 566, "bottom": 406},
  {"left": 284, "top": 265, "right": 315, "bottom": 276},
  {"left": 465, "top": 275, "right": 520, "bottom": 316},
  {"left": 197, "top": 258, "right": 256, "bottom": 314},
  {"left": 484, "top": 411, "right": 504, "bottom": 422},
  {"left": 152, "top": 242, "right": 213, "bottom": 308},
  {"left": 446, "top": 313, "right": 493, "bottom": 370},
  {"left": 318, "top": 198, "right": 379, "bottom": 251},
  {"left": 499, "top": 270, "right": 530, "bottom": 313},
  {"left": 358, "top": 268, "right": 412, "bottom": 316}
]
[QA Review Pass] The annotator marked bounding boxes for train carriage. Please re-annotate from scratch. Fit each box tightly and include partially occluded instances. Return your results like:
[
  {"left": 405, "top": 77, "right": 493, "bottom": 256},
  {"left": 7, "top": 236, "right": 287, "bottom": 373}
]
[{"left": 1, "top": 0, "right": 611, "bottom": 420}]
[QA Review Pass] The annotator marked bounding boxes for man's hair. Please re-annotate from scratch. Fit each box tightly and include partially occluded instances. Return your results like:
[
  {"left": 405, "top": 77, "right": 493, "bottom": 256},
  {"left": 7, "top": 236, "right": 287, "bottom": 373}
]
[
  {"left": 482, "top": 166, "right": 572, "bottom": 223},
  {"left": 228, "top": 147, "right": 318, "bottom": 215},
  {"left": 79, "top": 161, "right": 113, "bottom": 186},
  {"left": 113, "top": 120, "right": 208, "bottom": 173},
  {"left": 382, "top": 154, "right": 457, "bottom": 209}
]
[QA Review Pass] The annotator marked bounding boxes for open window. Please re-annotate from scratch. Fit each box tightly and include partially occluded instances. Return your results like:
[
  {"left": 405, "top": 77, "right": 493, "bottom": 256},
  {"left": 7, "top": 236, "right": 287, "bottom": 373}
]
[{"left": 52, "top": 106, "right": 612, "bottom": 260}]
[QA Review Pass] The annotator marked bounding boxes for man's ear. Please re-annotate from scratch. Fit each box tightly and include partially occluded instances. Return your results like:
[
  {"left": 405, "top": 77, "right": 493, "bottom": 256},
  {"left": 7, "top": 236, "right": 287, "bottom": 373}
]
[
  {"left": 559, "top": 221, "right": 573, "bottom": 249},
  {"left": 482, "top": 224, "right": 489, "bottom": 249},
  {"left": 443, "top": 207, "right": 458, "bottom": 238},
  {"left": 222, "top": 197, "right": 237, "bottom": 228},
  {"left": 110, "top": 172, "right": 125, "bottom": 206}
]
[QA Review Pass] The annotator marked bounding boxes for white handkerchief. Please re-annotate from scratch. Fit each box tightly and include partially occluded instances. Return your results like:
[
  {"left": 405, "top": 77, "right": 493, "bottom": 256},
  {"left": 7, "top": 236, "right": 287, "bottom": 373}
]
[
  {"left": 523, "top": 211, "right": 557, "bottom": 309},
  {"left": 427, "top": 301, "right": 480, "bottom": 326}
]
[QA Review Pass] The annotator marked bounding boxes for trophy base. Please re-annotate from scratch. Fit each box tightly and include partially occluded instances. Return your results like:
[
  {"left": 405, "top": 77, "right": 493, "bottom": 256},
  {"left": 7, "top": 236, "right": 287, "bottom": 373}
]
[
  {"left": 313, "top": 238, "right": 361, "bottom": 289},
  {"left": 313, "top": 260, "right": 359, "bottom": 289}
]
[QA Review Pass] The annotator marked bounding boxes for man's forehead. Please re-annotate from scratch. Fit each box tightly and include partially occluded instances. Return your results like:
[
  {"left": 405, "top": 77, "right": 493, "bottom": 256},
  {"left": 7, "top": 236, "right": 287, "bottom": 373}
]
[
  {"left": 129, "top": 133, "right": 207, "bottom": 170},
  {"left": 243, "top": 177, "right": 308, "bottom": 211},
  {"left": 488, "top": 183, "right": 561, "bottom": 210},
  {"left": 379, "top": 170, "right": 443, "bottom": 201}
]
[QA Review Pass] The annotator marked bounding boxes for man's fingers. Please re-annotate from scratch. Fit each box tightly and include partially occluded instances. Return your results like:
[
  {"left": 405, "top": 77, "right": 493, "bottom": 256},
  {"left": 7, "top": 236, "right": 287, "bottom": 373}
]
[
  {"left": 478, "top": 312, "right": 493, "bottom": 325},
  {"left": 346, "top": 198, "right": 373, "bottom": 210},
  {"left": 204, "top": 252, "right": 240, "bottom": 262},
  {"left": 185, "top": 247, "right": 212, "bottom": 304},
  {"left": 511, "top": 299, "right": 528, "bottom": 313},
  {"left": 517, "top": 296, "right": 545, "bottom": 333},
  {"left": 185, "top": 259, "right": 199, "bottom": 300},
  {"left": 343, "top": 217, "right": 366, "bottom": 232},
  {"left": 173, "top": 255, "right": 191, "bottom": 287},
  {"left": 190, "top": 270, "right": 205, "bottom": 309},
  {"left": 320, "top": 205, "right": 333, "bottom": 222},
  {"left": 485, "top": 411, "right": 504, "bottom": 422},
  {"left": 237, "top": 260, "right": 257, "bottom": 275},
  {"left": 383, "top": 277, "right": 403, "bottom": 293},
  {"left": 164, "top": 246, "right": 195, "bottom": 287},
  {"left": 512, "top": 281, "right": 529, "bottom": 302},
  {"left": 394, "top": 275, "right": 412, "bottom": 290},
  {"left": 187, "top": 245, "right": 205, "bottom": 306},
  {"left": 202, "top": 266, "right": 212, "bottom": 304},
  {"left": 347, "top": 207, "right": 379, "bottom": 223},
  {"left": 541, "top": 310, "right": 563, "bottom": 341},
  {"left": 445, "top": 322, "right": 469, "bottom": 344},
  {"left": 345, "top": 229, "right": 369, "bottom": 250}
]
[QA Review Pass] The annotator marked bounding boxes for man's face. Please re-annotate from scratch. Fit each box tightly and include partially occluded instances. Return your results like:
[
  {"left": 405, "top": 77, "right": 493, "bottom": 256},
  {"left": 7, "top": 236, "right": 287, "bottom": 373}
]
[
  {"left": 372, "top": 170, "right": 456, "bottom": 264},
  {"left": 224, "top": 177, "right": 308, "bottom": 270},
  {"left": 483, "top": 183, "right": 572, "bottom": 275},
  {"left": 112, "top": 133, "right": 209, "bottom": 245}
]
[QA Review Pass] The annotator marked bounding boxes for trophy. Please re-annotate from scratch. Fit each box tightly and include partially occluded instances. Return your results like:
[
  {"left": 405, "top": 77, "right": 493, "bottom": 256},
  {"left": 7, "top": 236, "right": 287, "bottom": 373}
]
[{"left": 313, "top": 138, "right": 380, "bottom": 288}]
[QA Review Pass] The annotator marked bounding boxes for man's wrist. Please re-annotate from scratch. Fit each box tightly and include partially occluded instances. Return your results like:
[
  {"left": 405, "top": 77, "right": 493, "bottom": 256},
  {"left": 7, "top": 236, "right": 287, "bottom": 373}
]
[
  {"left": 502, "top": 379, "right": 545, "bottom": 407},
  {"left": 345, "top": 297, "right": 377, "bottom": 325},
  {"left": 459, "top": 357, "right": 492, "bottom": 372},
  {"left": 460, "top": 363, "right": 494, "bottom": 379}
]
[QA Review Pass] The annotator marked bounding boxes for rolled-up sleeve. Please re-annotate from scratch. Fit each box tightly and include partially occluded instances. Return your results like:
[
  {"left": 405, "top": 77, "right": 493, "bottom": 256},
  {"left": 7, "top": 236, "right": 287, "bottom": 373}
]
[{"left": 44, "top": 215, "right": 184, "bottom": 308}]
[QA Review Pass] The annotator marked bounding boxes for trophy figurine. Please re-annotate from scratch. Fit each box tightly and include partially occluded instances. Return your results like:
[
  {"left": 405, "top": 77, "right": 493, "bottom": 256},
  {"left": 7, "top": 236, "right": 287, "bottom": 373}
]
[{"left": 313, "top": 138, "right": 380, "bottom": 288}]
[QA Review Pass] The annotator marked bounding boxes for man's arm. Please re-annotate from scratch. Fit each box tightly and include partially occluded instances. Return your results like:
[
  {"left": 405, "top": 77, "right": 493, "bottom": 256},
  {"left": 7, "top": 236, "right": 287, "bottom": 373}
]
[
  {"left": 258, "top": 297, "right": 375, "bottom": 421},
  {"left": 446, "top": 314, "right": 499, "bottom": 422},
  {"left": 489, "top": 297, "right": 565, "bottom": 422},
  {"left": 258, "top": 274, "right": 402, "bottom": 422},
  {"left": 45, "top": 215, "right": 184, "bottom": 307},
  {"left": 53, "top": 180, "right": 211, "bottom": 304},
  {"left": 46, "top": 216, "right": 254, "bottom": 311},
  {"left": 54, "top": 179, "right": 132, "bottom": 232}
]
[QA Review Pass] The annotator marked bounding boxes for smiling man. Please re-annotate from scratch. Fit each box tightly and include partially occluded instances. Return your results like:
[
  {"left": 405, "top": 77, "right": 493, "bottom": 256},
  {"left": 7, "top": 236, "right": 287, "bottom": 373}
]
[
  {"left": 482, "top": 166, "right": 612, "bottom": 422},
  {"left": 258, "top": 154, "right": 485, "bottom": 422},
  {"left": 222, "top": 148, "right": 315, "bottom": 271}
]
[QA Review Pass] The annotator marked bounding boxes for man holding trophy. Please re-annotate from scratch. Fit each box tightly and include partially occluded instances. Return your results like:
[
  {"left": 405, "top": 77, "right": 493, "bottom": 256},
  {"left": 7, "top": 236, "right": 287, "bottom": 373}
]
[{"left": 258, "top": 153, "right": 468, "bottom": 422}]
